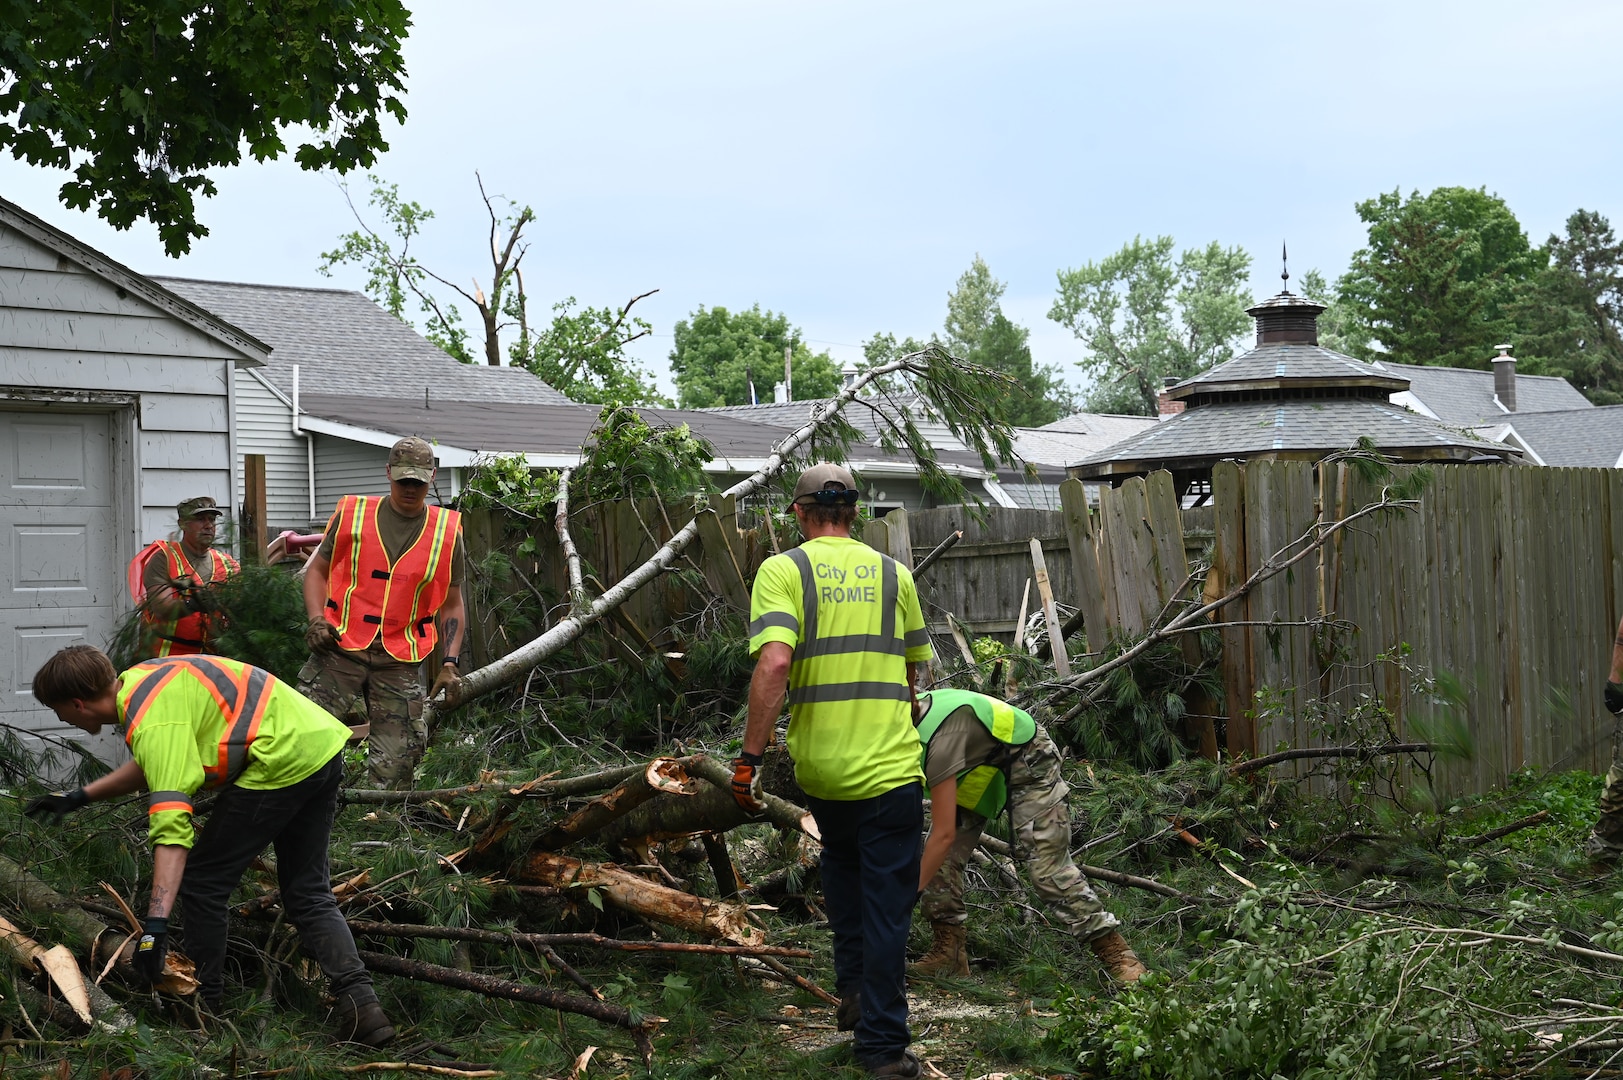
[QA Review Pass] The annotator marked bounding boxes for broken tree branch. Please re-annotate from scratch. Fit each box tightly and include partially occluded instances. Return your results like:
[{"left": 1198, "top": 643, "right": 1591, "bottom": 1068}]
[
  {"left": 912, "top": 530, "right": 962, "bottom": 580},
  {"left": 512, "top": 851, "right": 765, "bottom": 945},
  {"left": 554, "top": 468, "right": 587, "bottom": 616},
  {"left": 1042, "top": 480, "right": 1423, "bottom": 719},
  {"left": 347, "top": 920, "right": 812, "bottom": 957},
  {"left": 1228, "top": 743, "right": 1435, "bottom": 778},
  {"left": 974, "top": 833, "right": 1194, "bottom": 901},
  {"left": 1458, "top": 810, "right": 1551, "bottom": 848},
  {"left": 442, "top": 350, "right": 971, "bottom": 713},
  {"left": 530, "top": 757, "right": 701, "bottom": 852},
  {"left": 358, "top": 950, "right": 655, "bottom": 1065},
  {"left": 342, "top": 763, "right": 646, "bottom": 805}
]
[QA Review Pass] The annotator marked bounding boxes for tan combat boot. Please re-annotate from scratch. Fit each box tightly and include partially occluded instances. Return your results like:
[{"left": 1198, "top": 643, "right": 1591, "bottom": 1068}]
[
  {"left": 908, "top": 921, "right": 969, "bottom": 978},
  {"left": 1090, "top": 930, "right": 1148, "bottom": 984}
]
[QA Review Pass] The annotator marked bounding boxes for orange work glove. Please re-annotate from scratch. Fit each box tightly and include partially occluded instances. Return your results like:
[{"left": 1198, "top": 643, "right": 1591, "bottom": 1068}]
[{"left": 730, "top": 752, "right": 765, "bottom": 813}]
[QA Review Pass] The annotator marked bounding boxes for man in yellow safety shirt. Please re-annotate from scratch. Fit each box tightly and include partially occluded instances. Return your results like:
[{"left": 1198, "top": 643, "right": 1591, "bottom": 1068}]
[
  {"left": 299, "top": 437, "right": 467, "bottom": 788},
  {"left": 25, "top": 645, "right": 395, "bottom": 1047},
  {"left": 132, "top": 497, "right": 240, "bottom": 657},
  {"left": 910, "top": 687, "right": 1146, "bottom": 983},
  {"left": 733, "top": 462, "right": 933, "bottom": 1079}
]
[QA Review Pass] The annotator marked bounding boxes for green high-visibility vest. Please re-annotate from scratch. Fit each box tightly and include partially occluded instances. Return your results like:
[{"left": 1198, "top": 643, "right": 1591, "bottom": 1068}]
[{"left": 916, "top": 688, "right": 1037, "bottom": 819}]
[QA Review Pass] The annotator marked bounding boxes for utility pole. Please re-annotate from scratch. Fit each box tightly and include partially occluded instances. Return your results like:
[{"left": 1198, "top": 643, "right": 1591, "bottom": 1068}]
[{"left": 784, "top": 343, "right": 793, "bottom": 403}]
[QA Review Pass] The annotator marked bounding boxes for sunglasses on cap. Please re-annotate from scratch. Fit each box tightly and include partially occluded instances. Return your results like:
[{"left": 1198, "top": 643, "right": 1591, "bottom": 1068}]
[{"left": 793, "top": 485, "right": 859, "bottom": 508}]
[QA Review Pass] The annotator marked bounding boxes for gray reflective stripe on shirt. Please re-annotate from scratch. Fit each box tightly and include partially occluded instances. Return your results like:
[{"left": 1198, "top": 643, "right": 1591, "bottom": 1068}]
[
  {"left": 904, "top": 627, "right": 931, "bottom": 650},
  {"left": 799, "top": 632, "right": 907, "bottom": 659},
  {"left": 221, "top": 666, "right": 273, "bottom": 784},
  {"left": 785, "top": 547, "right": 817, "bottom": 645},
  {"left": 749, "top": 611, "right": 799, "bottom": 636},
  {"left": 147, "top": 790, "right": 193, "bottom": 812},
  {"left": 172, "top": 656, "right": 241, "bottom": 714},
  {"left": 787, "top": 681, "right": 913, "bottom": 705}
]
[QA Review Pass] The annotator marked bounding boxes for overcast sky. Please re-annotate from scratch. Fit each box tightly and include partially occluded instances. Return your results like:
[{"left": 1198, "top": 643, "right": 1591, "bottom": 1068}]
[{"left": 5, "top": 1, "right": 1622, "bottom": 399}]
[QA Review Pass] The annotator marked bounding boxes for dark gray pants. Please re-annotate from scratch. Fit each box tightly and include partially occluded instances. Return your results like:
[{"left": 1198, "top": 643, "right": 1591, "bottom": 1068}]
[{"left": 179, "top": 753, "right": 374, "bottom": 1006}]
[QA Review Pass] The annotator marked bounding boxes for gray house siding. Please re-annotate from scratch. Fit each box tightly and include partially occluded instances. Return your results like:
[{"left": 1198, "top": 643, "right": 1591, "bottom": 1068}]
[
  {"left": 0, "top": 209, "right": 260, "bottom": 755},
  {"left": 313, "top": 436, "right": 389, "bottom": 522},
  {"left": 235, "top": 369, "right": 317, "bottom": 531}
]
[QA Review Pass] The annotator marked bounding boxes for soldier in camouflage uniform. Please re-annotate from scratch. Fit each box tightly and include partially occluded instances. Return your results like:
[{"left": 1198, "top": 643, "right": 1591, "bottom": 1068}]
[
  {"left": 910, "top": 688, "right": 1146, "bottom": 983},
  {"left": 299, "top": 438, "right": 466, "bottom": 789},
  {"left": 1586, "top": 618, "right": 1623, "bottom": 863}
]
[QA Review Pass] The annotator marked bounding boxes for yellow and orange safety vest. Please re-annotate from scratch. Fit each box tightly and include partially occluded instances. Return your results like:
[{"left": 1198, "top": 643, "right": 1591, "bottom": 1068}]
[{"left": 322, "top": 495, "right": 459, "bottom": 663}]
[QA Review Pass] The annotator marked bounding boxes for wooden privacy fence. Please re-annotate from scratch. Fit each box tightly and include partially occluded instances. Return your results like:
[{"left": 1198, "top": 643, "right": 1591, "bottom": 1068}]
[{"left": 1210, "top": 459, "right": 1623, "bottom": 796}]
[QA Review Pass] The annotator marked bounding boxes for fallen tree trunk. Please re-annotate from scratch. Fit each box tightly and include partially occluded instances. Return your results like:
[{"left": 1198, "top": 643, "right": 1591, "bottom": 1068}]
[
  {"left": 530, "top": 757, "right": 702, "bottom": 852},
  {"left": 342, "top": 762, "right": 648, "bottom": 806},
  {"left": 1228, "top": 743, "right": 1435, "bottom": 778},
  {"left": 347, "top": 919, "right": 811, "bottom": 957},
  {"left": 591, "top": 754, "right": 816, "bottom": 849},
  {"left": 513, "top": 851, "right": 765, "bottom": 946},
  {"left": 358, "top": 950, "right": 656, "bottom": 1065},
  {"left": 0, "top": 855, "right": 120, "bottom": 964}
]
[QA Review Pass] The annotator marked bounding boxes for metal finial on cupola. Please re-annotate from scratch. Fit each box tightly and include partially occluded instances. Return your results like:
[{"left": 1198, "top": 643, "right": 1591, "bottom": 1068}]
[
  {"left": 1281, "top": 241, "right": 1290, "bottom": 294},
  {"left": 1246, "top": 240, "right": 1324, "bottom": 344}
]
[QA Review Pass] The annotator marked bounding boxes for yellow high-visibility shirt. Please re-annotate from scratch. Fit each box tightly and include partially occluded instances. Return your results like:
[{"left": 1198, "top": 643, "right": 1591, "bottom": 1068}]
[
  {"left": 117, "top": 657, "right": 350, "bottom": 849},
  {"left": 749, "top": 535, "right": 933, "bottom": 801}
]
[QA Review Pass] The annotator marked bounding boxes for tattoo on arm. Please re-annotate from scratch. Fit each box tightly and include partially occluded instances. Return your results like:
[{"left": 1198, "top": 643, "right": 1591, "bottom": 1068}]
[{"left": 444, "top": 617, "right": 460, "bottom": 651}]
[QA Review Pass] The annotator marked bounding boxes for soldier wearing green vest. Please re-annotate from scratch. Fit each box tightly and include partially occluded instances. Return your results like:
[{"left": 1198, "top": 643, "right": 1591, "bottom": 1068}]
[{"left": 910, "top": 687, "right": 1147, "bottom": 984}]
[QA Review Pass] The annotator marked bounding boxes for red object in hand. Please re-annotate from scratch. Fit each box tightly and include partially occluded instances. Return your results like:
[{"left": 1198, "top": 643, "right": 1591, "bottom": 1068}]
[{"left": 278, "top": 530, "right": 325, "bottom": 550}]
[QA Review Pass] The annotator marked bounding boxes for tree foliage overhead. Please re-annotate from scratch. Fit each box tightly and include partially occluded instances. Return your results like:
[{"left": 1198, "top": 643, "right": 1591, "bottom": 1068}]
[
  {"left": 1334, "top": 186, "right": 1539, "bottom": 369},
  {"left": 1048, "top": 236, "right": 1253, "bottom": 415},
  {"left": 669, "top": 305, "right": 840, "bottom": 408},
  {"left": 318, "top": 176, "right": 665, "bottom": 405},
  {"left": 0, "top": 0, "right": 411, "bottom": 256},
  {"left": 941, "top": 256, "right": 1075, "bottom": 427},
  {"left": 1511, "top": 210, "right": 1623, "bottom": 403}
]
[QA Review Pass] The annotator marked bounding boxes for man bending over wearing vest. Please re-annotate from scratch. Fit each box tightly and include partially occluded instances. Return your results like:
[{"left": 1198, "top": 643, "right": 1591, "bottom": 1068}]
[
  {"left": 26, "top": 646, "right": 395, "bottom": 1046},
  {"left": 300, "top": 437, "right": 467, "bottom": 788},
  {"left": 733, "top": 463, "right": 934, "bottom": 1079},
  {"left": 911, "top": 687, "right": 1147, "bottom": 984}
]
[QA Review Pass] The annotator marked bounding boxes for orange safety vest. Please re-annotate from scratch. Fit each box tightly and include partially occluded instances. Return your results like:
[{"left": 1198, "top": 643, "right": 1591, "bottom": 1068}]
[
  {"left": 120, "top": 656, "right": 274, "bottom": 790},
  {"left": 322, "top": 495, "right": 459, "bottom": 663},
  {"left": 131, "top": 541, "right": 240, "bottom": 657}
]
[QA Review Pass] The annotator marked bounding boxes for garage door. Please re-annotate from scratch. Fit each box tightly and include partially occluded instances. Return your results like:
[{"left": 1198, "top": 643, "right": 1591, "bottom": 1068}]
[{"left": 0, "top": 410, "right": 122, "bottom": 764}]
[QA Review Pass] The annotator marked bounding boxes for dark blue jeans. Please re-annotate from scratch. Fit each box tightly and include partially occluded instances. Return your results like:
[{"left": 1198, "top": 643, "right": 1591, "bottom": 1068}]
[
  {"left": 179, "top": 753, "right": 374, "bottom": 1006},
  {"left": 806, "top": 782, "right": 923, "bottom": 1066}
]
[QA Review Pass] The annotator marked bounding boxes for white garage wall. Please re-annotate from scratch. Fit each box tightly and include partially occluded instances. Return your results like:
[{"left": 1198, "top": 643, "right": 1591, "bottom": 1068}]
[
  {"left": 235, "top": 370, "right": 317, "bottom": 531},
  {"left": 0, "top": 210, "right": 262, "bottom": 752}
]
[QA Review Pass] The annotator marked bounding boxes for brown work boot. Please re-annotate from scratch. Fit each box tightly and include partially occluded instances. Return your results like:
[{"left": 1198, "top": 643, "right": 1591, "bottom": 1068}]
[
  {"left": 836, "top": 991, "right": 860, "bottom": 1031},
  {"left": 1090, "top": 930, "right": 1148, "bottom": 984},
  {"left": 334, "top": 995, "right": 397, "bottom": 1048},
  {"left": 908, "top": 921, "right": 969, "bottom": 978}
]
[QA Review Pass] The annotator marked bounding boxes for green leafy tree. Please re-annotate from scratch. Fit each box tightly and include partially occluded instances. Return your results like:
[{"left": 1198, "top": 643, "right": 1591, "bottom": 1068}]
[
  {"left": 1298, "top": 269, "right": 1373, "bottom": 358},
  {"left": 670, "top": 305, "right": 840, "bottom": 408},
  {"left": 320, "top": 176, "right": 663, "bottom": 403},
  {"left": 943, "top": 256, "right": 1075, "bottom": 427},
  {"left": 1048, "top": 236, "right": 1253, "bottom": 415},
  {"left": 1335, "top": 186, "right": 1539, "bottom": 368},
  {"left": 510, "top": 293, "right": 667, "bottom": 406},
  {"left": 1511, "top": 210, "right": 1623, "bottom": 403},
  {"left": 1, "top": 0, "right": 410, "bottom": 256}
]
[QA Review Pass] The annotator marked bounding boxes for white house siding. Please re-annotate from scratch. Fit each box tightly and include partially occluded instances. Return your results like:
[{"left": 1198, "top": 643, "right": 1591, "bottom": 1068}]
[
  {"left": 234, "top": 370, "right": 316, "bottom": 531},
  {"left": 313, "top": 436, "right": 389, "bottom": 522},
  {"left": 0, "top": 216, "right": 253, "bottom": 753}
]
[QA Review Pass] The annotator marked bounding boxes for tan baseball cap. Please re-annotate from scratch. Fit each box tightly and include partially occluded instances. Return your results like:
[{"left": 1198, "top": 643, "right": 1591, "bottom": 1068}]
[
  {"left": 388, "top": 437, "right": 437, "bottom": 483},
  {"left": 791, "top": 462, "right": 857, "bottom": 503},
  {"left": 177, "top": 496, "right": 223, "bottom": 520}
]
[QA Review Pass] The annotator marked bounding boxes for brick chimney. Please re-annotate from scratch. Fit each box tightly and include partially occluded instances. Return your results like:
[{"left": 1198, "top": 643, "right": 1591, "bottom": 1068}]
[
  {"left": 1491, "top": 344, "right": 1516, "bottom": 412},
  {"left": 1158, "top": 376, "right": 1185, "bottom": 419}
]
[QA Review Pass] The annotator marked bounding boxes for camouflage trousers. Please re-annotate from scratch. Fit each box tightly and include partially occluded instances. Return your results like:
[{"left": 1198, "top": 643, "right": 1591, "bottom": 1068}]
[
  {"left": 1590, "top": 713, "right": 1623, "bottom": 857},
  {"left": 919, "top": 725, "right": 1120, "bottom": 942},
  {"left": 297, "top": 643, "right": 425, "bottom": 789}
]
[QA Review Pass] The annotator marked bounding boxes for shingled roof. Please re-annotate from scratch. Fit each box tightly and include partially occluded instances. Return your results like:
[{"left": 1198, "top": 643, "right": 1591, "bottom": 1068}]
[
  {"left": 1377, "top": 360, "right": 1592, "bottom": 425},
  {"left": 1076, "top": 290, "right": 1522, "bottom": 482},
  {"left": 1477, "top": 406, "right": 1623, "bottom": 468},
  {"left": 154, "top": 277, "right": 574, "bottom": 406}
]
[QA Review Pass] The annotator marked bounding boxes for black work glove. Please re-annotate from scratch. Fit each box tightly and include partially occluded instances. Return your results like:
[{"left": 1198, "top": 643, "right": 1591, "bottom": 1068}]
[
  {"left": 24, "top": 787, "right": 88, "bottom": 824},
  {"left": 730, "top": 752, "right": 766, "bottom": 813},
  {"left": 1607, "top": 681, "right": 1623, "bottom": 716},
  {"left": 131, "top": 916, "right": 169, "bottom": 987},
  {"left": 185, "top": 584, "right": 221, "bottom": 614}
]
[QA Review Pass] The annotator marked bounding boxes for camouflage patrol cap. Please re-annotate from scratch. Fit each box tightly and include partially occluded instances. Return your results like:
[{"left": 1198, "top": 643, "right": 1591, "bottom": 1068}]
[
  {"left": 388, "top": 437, "right": 437, "bottom": 483},
  {"left": 176, "top": 496, "right": 223, "bottom": 520}
]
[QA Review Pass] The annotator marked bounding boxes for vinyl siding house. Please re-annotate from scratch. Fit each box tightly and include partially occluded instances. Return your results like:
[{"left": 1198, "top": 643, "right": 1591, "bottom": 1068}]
[
  {"left": 0, "top": 198, "right": 269, "bottom": 751},
  {"left": 153, "top": 278, "right": 574, "bottom": 530}
]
